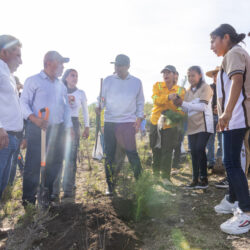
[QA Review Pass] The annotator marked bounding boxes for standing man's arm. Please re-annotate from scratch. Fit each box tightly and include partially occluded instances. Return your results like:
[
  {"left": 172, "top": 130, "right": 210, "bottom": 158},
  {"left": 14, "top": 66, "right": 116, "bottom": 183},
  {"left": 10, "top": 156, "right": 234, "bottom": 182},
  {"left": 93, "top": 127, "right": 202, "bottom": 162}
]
[
  {"left": 20, "top": 78, "right": 48, "bottom": 130},
  {"left": 0, "top": 76, "right": 9, "bottom": 149},
  {"left": 135, "top": 80, "right": 145, "bottom": 132},
  {"left": 0, "top": 124, "right": 9, "bottom": 150},
  {"left": 96, "top": 78, "right": 106, "bottom": 114}
]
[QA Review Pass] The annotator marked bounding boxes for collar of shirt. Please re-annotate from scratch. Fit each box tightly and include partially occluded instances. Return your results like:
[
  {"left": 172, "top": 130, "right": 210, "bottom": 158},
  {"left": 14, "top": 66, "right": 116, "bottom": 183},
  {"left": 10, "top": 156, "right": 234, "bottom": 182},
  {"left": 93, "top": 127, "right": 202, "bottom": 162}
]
[
  {"left": 0, "top": 59, "right": 11, "bottom": 76},
  {"left": 39, "top": 70, "right": 60, "bottom": 83},
  {"left": 158, "top": 81, "right": 178, "bottom": 91},
  {"left": 114, "top": 73, "right": 131, "bottom": 80}
]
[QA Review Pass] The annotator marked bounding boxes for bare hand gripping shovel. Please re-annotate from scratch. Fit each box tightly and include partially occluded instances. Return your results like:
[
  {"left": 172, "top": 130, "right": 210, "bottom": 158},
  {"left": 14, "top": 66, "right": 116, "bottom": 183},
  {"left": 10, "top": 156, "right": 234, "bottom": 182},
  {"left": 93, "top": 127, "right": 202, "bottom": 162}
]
[{"left": 37, "top": 107, "right": 50, "bottom": 208}]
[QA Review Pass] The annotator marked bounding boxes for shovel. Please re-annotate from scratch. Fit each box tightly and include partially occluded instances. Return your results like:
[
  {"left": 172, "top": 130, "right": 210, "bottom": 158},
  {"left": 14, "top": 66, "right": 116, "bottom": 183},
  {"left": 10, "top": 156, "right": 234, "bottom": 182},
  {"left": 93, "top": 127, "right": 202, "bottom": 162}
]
[{"left": 37, "top": 107, "right": 50, "bottom": 208}]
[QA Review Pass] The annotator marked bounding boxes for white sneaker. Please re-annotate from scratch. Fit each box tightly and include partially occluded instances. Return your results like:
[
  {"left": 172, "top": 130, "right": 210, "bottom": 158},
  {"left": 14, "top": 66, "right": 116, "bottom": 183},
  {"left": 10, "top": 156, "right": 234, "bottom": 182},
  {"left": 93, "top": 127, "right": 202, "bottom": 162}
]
[
  {"left": 214, "top": 195, "right": 239, "bottom": 214},
  {"left": 220, "top": 208, "right": 250, "bottom": 235}
]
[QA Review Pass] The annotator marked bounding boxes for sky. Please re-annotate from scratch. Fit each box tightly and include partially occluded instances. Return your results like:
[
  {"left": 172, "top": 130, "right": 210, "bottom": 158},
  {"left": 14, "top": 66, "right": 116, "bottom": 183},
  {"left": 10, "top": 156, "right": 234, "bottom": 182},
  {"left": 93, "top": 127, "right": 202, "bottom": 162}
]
[{"left": 1, "top": 0, "right": 250, "bottom": 103}]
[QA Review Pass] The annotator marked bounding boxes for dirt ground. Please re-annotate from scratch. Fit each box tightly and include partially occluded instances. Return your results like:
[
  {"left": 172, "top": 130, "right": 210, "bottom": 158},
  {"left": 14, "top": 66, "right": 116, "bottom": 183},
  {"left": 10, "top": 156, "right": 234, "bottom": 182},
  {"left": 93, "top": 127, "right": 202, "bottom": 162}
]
[{"left": 0, "top": 136, "right": 250, "bottom": 250}]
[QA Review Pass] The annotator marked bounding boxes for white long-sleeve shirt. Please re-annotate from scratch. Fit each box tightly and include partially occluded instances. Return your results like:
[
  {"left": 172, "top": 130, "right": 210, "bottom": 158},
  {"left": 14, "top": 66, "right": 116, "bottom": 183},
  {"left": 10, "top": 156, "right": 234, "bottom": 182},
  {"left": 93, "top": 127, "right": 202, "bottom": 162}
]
[
  {"left": 101, "top": 74, "right": 145, "bottom": 123},
  {"left": 68, "top": 89, "right": 89, "bottom": 127},
  {"left": 182, "top": 83, "right": 214, "bottom": 135},
  {"left": 0, "top": 59, "right": 23, "bottom": 132}
]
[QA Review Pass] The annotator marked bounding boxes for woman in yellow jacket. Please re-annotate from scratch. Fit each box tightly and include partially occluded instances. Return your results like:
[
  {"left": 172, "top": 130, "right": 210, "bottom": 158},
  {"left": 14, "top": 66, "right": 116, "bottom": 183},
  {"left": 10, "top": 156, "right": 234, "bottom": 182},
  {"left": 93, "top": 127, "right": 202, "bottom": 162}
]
[{"left": 150, "top": 65, "right": 185, "bottom": 185}]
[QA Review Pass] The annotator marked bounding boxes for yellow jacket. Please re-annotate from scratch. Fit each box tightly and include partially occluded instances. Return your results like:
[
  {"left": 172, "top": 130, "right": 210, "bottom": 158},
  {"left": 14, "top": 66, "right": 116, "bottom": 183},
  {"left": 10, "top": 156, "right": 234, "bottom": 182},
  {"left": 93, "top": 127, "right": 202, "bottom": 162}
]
[{"left": 150, "top": 82, "right": 185, "bottom": 129}]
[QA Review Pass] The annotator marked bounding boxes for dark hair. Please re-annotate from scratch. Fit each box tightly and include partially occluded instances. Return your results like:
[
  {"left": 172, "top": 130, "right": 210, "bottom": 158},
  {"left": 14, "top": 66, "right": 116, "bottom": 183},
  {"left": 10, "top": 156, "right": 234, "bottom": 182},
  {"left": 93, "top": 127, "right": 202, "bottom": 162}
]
[
  {"left": 62, "top": 69, "right": 77, "bottom": 86},
  {"left": 188, "top": 66, "right": 203, "bottom": 89},
  {"left": 210, "top": 24, "right": 246, "bottom": 44},
  {"left": 0, "top": 35, "right": 21, "bottom": 51}
]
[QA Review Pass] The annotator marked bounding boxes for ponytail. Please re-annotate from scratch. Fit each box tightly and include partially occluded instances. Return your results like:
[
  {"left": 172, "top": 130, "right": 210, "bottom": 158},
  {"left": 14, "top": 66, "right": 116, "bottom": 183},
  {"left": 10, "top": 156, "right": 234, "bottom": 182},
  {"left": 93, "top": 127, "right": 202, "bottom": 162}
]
[
  {"left": 210, "top": 24, "right": 246, "bottom": 45},
  {"left": 236, "top": 33, "right": 246, "bottom": 43}
]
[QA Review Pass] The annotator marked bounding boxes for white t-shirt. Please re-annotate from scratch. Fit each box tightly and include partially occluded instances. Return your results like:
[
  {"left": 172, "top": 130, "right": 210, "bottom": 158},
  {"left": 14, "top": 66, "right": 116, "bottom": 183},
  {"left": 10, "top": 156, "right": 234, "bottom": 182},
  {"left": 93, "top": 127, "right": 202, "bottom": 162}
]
[
  {"left": 217, "top": 45, "right": 250, "bottom": 130},
  {"left": 217, "top": 71, "right": 246, "bottom": 130},
  {"left": 68, "top": 89, "right": 89, "bottom": 127}
]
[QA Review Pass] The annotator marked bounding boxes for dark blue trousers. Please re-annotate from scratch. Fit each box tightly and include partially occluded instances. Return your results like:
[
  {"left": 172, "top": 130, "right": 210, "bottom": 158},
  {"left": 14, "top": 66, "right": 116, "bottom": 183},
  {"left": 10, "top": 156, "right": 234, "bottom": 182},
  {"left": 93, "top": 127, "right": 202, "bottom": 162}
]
[
  {"left": 22, "top": 122, "right": 65, "bottom": 204},
  {"left": 223, "top": 128, "right": 250, "bottom": 212}
]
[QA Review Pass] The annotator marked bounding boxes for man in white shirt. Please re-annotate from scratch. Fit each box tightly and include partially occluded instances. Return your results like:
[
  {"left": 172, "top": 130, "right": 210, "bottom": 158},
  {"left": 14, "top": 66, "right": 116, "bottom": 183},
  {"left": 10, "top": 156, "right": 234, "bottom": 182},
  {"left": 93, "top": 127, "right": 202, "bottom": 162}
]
[
  {"left": 100, "top": 54, "right": 145, "bottom": 195},
  {"left": 0, "top": 35, "right": 23, "bottom": 199}
]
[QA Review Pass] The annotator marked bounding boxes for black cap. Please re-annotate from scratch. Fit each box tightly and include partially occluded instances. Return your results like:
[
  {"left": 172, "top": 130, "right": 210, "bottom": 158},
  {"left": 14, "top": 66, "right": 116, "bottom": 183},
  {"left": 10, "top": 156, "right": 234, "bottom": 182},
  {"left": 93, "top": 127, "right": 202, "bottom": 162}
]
[
  {"left": 161, "top": 65, "right": 177, "bottom": 74},
  {"left": 111, "top": 54, "right": 130, "bottom": 66}
]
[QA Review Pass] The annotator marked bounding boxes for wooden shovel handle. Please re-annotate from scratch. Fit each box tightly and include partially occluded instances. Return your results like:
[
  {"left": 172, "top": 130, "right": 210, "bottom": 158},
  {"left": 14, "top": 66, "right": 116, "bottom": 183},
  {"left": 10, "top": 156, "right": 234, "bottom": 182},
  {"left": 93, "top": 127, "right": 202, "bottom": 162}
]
[{"left": 38, "top": 108, "right": 50, "bottom": 167}]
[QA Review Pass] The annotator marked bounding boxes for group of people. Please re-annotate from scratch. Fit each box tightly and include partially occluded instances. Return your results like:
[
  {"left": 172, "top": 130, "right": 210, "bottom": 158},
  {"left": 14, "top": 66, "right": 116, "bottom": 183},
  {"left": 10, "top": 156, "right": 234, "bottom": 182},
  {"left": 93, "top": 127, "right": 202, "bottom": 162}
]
[{"left": 0, "top": 23, "right": 250, "bottom": 235}]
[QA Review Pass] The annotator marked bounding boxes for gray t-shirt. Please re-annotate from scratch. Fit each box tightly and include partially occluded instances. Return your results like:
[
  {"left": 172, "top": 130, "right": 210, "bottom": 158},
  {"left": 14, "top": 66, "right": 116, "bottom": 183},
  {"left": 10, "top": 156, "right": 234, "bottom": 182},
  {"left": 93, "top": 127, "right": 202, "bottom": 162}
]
[{"left": 101, "top": 74, "right": 144, "bottom": 123}]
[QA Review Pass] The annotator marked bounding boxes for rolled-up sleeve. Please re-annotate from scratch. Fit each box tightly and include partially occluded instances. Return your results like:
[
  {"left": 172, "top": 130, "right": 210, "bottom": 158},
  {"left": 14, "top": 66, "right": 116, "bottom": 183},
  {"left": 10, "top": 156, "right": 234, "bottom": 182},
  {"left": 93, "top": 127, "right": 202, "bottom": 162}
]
[
  {"left": 182, "top": 101, "right": 207, "bottom": 112},
  {"left": 136, "top": 80, "right": 145, "bottom": 118},
  {"left": 20, "top": 78, "right": 35, "bottom": 120}
]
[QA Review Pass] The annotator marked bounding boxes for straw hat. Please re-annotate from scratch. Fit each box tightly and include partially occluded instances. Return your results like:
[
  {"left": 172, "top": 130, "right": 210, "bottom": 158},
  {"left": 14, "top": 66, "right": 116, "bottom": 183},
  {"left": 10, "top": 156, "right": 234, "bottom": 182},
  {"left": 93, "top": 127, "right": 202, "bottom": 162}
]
[{"left": 206, "top": 66, "right": 220, "bottom": 78}]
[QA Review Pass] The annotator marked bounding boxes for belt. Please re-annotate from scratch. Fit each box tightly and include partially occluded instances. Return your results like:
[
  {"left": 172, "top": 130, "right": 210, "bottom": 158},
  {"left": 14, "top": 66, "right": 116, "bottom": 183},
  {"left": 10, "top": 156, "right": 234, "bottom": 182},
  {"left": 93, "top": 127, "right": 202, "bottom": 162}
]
[{"left": 7, "top": 131, "right": 23, "bottom": 139}]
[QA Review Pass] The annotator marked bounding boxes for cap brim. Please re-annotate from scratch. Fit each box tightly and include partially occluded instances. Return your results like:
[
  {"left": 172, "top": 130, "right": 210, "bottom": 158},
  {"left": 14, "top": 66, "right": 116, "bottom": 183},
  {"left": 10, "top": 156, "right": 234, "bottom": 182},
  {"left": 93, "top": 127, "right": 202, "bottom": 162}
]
[
  {"left": 62, "top": 57, "right": 70, "bottom": 63},
  {"left": 161, "top": 68, "right": 174, "bottom": 74},
  {"left": 110, "top": 62, "right": 129, "bottom": 66}
]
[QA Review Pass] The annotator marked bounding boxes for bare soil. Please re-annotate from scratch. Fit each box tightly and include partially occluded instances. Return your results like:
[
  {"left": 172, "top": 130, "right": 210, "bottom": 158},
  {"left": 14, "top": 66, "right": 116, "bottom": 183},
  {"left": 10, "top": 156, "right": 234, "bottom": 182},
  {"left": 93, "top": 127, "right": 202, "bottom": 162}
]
[{"left": 1, "top": 136, "right": 250, "bottom": 250}]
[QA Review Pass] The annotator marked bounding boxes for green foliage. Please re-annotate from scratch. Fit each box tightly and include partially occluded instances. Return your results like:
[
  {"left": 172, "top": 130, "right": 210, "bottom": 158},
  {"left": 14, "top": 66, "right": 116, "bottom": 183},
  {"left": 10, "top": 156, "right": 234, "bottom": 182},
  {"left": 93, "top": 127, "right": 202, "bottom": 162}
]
[
  {"left": 1, "top": 184, "right": 13, "bottom": 202},
  {"left": 171, "top": 228, "right": 192, "bottom": 250},
  {"left": 133, "top": 171, "right": 171, "bottom": 221},
  {"left": 17, "top": 203, "right": 36, "bottom": 226},
  {"left": 88, "top": 102, "right": 97, "bottom": 127},
  {"left": 163, "top": 110, "right": 185, "bottom": 125},
  {"left": 144, "top": 102, "right": 153, "bottom": 118}
]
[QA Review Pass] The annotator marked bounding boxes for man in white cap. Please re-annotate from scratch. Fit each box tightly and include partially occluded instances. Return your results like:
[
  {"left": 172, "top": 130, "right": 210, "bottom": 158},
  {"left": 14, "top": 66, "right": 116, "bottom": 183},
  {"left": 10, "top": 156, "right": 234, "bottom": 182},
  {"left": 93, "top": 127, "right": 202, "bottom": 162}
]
[
  {"left": 20, "top": 51, "right": 72, "bottom": 206},
  {"left": 0, "top": 35, "right": 23, "bottom": 199}
]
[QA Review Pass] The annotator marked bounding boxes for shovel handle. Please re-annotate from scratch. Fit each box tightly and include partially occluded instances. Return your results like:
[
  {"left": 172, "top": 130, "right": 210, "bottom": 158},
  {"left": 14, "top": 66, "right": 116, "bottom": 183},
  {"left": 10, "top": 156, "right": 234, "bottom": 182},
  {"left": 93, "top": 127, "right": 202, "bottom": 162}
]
[
  {"left": 38, "top": 108, "right": 50, "bottom": 167},
  {"left": 38, "top": 107, "right": 50, "bottom": 121}
]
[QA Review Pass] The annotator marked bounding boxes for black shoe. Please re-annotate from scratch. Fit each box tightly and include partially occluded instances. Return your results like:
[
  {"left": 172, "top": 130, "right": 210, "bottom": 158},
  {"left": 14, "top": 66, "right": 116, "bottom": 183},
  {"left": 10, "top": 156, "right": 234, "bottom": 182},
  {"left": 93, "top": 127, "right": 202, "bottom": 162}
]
[
  {"left": 196, "top": 178, "right": 208, "bottom": 189},
  {"left": 208, "top": 164, "right": 214, "bottom": 170},
  {"left": 63, "top": 193, "right": 73, "bottom": 199},
  {"left": 50, "top": 194, "right": 60, "bottom": 202},
  {"left": 185, "top": 180, "right": 198, "bottom": 189},
  {"left": 215, "top": 177, "right": 229, "bottom": 189}
]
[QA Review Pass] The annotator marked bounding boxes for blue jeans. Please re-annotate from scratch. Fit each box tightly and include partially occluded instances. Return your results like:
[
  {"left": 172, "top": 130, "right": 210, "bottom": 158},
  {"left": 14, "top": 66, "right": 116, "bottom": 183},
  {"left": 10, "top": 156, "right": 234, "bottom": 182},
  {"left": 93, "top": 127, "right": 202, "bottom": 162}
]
[
  {"left": 0, "top": 134, "right": 18, "bottom": 199},
  {"left": 8, "top": 138, "right": 24, "bottom": 185},
  {"left": 223, "top": 128, "right": 250, "bottom": 212},
  {"left": 206, "top": 115, "right": 222, "bottom": 165}
]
